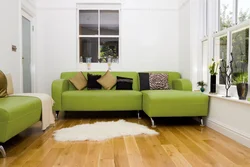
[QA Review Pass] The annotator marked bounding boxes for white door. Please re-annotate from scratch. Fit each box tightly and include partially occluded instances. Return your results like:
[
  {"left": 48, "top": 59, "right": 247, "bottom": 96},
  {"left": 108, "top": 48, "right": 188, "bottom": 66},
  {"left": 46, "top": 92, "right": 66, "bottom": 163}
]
[{"left": 22, "top": 16, "right": 32, "bottom": 93}]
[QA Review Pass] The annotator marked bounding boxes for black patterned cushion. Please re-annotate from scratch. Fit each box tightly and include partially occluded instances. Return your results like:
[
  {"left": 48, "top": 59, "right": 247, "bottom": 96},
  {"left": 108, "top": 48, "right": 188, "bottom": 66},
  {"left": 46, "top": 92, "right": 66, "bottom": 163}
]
[
  {"left": 149, "top": 73, "right": 169, "bottom": 90},
  {"left": 116, "top": 76, "right": 133, "bottom": 90},
  {"left": 87, "top": 73, "right": 102, "bottom": 90}
]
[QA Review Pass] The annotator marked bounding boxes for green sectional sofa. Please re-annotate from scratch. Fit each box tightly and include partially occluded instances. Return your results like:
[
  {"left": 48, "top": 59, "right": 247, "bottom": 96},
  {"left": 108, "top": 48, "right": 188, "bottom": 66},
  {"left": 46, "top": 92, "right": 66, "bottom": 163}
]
[
  {"left": 52, "top": 71, "right": 209, "bottom": 127},
  {"left": 0, "top": 96, "right": 42, "bottom": 158}
]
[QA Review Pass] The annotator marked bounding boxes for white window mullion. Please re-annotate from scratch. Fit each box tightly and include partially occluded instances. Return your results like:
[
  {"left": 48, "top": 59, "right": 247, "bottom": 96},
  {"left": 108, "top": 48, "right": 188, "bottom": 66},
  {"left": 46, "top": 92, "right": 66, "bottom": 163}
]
[
  {"left": 233, "top": 0, "right": 238, "bottom": 25},
  {"left": 217, "top": 0, "right": 221, "bottom": 32},
  {"left": 98, "top": 10, "right": 101, "bottom": 60}
]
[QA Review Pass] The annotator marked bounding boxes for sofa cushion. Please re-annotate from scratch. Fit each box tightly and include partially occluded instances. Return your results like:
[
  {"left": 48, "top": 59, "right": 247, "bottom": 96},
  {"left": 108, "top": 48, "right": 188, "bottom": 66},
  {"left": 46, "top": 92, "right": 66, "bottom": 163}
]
[
  {"left": 142, "top": 90, "right": 208, "bottom": 117},
  {"left": 87, "top": 73, "right": 102, "bottom": 90},
  {"left": 97, "top": 71, "right": 117, "bottom": 90},
  {"left": 116, "top": 76, "right": 133, "bottom": 90},
  {"left": 69, "top": 72, "right": 87, "bottom": 90},
  {"left": 6, "top": 74, "right": 14, "bottom": 95},
  {"left": 62, "top": 90, "right": 142, "bottom": 111},
  {"left": 149, "top": 73, "right": 169, "bottom": 90},
  {"left": 0, "top": 71, "right": 7, "bottom": 98},
  {"left": 139, "top": 73, "right": 150, "bottom": 91}
]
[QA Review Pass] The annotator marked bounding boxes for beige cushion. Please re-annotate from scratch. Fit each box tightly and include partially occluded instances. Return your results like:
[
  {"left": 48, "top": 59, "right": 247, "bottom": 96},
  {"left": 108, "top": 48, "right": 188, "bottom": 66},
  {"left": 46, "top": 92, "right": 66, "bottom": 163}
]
[
  {"left": 5, "top": 73, "right": 14, "bottom": 95},
  {"left": 97, "top": 71, "right": 117, "bottom": 90},
  {"left": 69, "top": 72, "right": 87, "bottom": 90},
  {"left": 0, "top": 71, "right": 7, "bottom": 97}
]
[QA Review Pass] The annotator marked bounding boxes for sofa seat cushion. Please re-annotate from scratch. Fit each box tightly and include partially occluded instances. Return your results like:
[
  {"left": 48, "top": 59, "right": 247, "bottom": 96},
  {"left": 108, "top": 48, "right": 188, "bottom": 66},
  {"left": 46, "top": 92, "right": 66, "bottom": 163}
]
[
  {"left": 0, "top": 96, "right": 41, "bottom": 122},
  {"left": 62, "top": 90, "right": 142, "bottom": 111},
  {"left": 142, "top": 90, "right": 209, "bottom": 117}
]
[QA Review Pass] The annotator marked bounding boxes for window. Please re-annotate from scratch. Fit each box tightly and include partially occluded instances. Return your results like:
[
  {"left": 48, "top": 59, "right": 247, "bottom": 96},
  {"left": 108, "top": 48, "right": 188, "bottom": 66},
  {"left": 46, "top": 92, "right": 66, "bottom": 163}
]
[
  {"left": 237, "top": 0, "right": 250, "bottom": 24},
  {"left": 214, "top": 35, "right": 228, "bottom": 84},
  {"left": 220, "top": 0, "right": 233, "bottom": 30},
  {"left": 79, "top": 10, "right": 119, "bottom": 63},
  {"left": 231, "top": 27, "right": 249, "bottom": 83}
]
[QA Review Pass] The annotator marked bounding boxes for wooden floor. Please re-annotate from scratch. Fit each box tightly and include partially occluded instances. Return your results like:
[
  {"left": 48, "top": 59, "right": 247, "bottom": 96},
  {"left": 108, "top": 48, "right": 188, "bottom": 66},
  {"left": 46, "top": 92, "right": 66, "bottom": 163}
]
[{"left": 1, "top": 113, "right": 250, "bottom": 167}]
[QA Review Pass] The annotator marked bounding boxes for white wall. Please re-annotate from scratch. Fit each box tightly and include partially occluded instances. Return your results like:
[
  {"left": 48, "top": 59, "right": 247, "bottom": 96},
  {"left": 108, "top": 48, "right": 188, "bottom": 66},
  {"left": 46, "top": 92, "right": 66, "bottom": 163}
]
[
  {"left": 0, "top": 0, "right": 21, "bottom": 93},
  {"left": 179, "top": 0, "right": 190, "bottom": 80},
  {"left": 207, "top": 96, "right": 250, "bottom": 148},
  {"left": 35, "top": 0, "right": 180, "bottom": 94},
  {"left": 0, "top": 0, "right": 36, "bottom": 94}
]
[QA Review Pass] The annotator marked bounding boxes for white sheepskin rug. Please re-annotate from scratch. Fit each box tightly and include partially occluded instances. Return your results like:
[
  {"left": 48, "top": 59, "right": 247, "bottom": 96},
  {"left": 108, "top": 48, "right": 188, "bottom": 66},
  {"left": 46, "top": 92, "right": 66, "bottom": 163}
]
[{"left": 53, "top": 120, "right": 158, "bottom": 141}]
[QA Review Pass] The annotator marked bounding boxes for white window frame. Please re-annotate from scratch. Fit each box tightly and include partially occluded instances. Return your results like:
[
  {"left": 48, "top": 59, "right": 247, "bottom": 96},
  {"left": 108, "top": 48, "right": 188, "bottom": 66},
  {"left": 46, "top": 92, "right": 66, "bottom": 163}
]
[
  {"left": 77, "top": 3, "right": 121, "bottom": 64},
  {"left": 213, "top": 20, "right": 250, "bottom": 96}
]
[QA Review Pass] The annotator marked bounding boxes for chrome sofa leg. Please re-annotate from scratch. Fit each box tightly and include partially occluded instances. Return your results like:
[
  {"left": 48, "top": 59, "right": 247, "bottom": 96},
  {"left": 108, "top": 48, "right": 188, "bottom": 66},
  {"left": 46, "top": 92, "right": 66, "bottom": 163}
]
[
  {"left": 55, "top": 111, "right": 59, "bottom": 120},
  {"left": 0, "top": 145, "right": 6, "bottom": 158},
  {"left": 150, "top": 117, "right": 156, "bottom": 128},
  {"left": 200, "top": 117, "right": 204, "bottom": 127},
  {"left": 137, "top": 110, "right": 141, "bottom": 119}
]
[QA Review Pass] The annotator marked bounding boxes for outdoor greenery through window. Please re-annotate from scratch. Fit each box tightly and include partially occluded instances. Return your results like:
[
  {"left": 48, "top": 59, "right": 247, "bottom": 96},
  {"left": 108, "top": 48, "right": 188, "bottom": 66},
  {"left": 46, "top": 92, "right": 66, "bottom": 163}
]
[
  {"left": 231, "top": 28, "right": 249, "bottom": 84},
  {"left": 79, "top": 10, "right": 119, "bottom": 63},
  {"left": 238, "top": 0, "right": 250, "bottom": 24},
  {"left": 220, "top": 0, "right": 233, "bottom": 30}
]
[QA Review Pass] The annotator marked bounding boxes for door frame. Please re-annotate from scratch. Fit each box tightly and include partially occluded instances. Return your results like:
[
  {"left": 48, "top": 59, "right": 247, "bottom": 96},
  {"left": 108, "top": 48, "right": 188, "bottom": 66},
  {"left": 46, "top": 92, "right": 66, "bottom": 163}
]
[{"left": 21, "top": 9, "right": 35, "bottom": 93}]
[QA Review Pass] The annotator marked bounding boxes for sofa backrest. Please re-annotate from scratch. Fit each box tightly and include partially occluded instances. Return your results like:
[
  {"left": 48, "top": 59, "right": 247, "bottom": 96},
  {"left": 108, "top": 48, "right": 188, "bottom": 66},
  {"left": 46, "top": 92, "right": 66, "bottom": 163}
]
[
  {"left": 142, "top": 71, "right": 181, "bottom": 89},
  {"left": 60, "top": 71, "right": 139, "bottom": 91}
]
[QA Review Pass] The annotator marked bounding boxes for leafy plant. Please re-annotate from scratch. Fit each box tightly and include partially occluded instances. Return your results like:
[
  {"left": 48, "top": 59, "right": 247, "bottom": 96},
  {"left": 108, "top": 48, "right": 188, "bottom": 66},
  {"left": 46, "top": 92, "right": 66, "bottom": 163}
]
[
  {"left": 233, "top": 72, "right": 248, "bottom": 84},
  {"left": 209, "top": 58, "right": 221, "bottom": 75},
  {"left": 197, "top": 81, "right": 207, "bottom": 87}
]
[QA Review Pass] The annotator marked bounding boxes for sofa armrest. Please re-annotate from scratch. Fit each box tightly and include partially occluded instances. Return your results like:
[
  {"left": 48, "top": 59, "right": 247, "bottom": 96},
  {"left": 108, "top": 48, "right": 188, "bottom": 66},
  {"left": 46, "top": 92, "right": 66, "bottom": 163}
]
[
  {"left": 51, "top": 79, "right": 69, "bottom": 111},
  {"left": 172, "top": 79, "right": 192, "bottom": 91}
]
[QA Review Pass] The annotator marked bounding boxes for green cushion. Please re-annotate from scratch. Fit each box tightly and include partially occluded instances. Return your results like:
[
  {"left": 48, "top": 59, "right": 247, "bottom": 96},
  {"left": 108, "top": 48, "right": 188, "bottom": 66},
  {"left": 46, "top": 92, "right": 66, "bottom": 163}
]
[
  {"left": 0, "top": 96, "right": 42, "bottom": 142},
  {"left": 61, "top": 72, "right": 139, "bottom": 91},
  {"left": 62, "top": 90, "right": 142, "bottom": 111},
  {"left": 142, "top": 90, "right": 209, "bottom": 117}
]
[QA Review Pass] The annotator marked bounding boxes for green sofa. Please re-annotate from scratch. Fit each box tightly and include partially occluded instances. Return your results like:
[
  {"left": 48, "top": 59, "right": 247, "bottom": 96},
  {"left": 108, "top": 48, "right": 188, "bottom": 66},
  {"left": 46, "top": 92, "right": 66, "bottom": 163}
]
[
  {"left": 52, "top": 71, "right": 209, "bottom": 127},
  {"left": 0, "top": 96, "right": 42, "bottom": 158}
]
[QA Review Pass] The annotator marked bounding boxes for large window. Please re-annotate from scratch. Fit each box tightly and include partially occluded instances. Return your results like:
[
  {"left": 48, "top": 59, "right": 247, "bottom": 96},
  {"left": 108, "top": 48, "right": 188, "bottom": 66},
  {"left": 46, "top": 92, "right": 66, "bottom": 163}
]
[{"left": 79, "top": 10, "right": 119, "bottom": 63}]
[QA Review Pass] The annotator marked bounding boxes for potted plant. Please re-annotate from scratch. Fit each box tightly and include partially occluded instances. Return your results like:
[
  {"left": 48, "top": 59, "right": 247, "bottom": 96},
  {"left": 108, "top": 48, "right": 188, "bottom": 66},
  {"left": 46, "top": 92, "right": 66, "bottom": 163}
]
[
  {"left": 197, "top": 81, "right": 207, "bottom": 92},
  {"left": 233, "top": 73, "right": 248, "bottom": 100},
  {"left": 208, "top": 58, "right": 221, "bottom": 93}
]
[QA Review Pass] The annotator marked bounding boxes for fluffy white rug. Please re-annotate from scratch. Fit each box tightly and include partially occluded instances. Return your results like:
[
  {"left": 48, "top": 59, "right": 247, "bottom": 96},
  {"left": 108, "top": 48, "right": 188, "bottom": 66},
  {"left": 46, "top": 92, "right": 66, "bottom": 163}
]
[{"left": 53, "top": 120, "right": 158, "bottom": 141}]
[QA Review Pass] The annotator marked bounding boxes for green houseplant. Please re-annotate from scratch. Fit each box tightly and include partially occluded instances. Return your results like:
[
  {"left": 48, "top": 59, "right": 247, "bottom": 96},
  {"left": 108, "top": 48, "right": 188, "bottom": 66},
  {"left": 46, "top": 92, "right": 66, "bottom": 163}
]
[
  {"left": 233, "top": 73, "right": 248, "bottom": 100},
  {"left": 197, "top": 81, "right": 207, "bottom": 92}
]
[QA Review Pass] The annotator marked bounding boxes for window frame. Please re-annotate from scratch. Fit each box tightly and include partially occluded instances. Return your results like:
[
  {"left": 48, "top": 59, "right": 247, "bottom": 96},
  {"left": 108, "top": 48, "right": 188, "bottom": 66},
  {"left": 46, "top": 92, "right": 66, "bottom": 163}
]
[{"left": 77, "top": 4, "right": 121, "bottom": 64}]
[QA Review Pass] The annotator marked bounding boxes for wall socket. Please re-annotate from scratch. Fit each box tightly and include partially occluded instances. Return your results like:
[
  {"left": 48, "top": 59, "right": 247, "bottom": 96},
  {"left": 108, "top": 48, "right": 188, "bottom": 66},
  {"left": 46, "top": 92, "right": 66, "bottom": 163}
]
[{"left": 12, "top": 45, "right": 17, "bottom": 52}]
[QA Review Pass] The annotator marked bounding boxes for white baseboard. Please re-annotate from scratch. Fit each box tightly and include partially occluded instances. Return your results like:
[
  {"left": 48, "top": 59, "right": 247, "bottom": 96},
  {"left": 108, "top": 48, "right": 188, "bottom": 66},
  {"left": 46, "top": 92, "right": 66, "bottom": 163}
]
[{"left": 206, "top": 118, "right": 250, "bottom": 148}]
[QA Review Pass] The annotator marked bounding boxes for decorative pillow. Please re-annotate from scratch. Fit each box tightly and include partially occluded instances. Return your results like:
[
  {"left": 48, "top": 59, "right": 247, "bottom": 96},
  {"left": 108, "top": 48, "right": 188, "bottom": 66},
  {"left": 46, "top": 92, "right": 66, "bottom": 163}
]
[
  {"left": 116, "top": 76, "right": 133, "bottom": 90},
  {"left": 5, "top": 73, "right": 14, "bottom": 95},
  {"left": 139, "top": 73, "right": 150, "bottom": 91},
  {"left": 97, "top": 71, "right": 117, "bottom": 90},
  {"left": 87, "top": 73, "right": 102, "bottom": 90},
  {"left": 0, "top": 71, "right": 7, "bottom": 98},
  {"left": 69, "top": 72, "right": 87, "bottom": 90},
  {"left": 149, "top": 73, "right": 169, "bottom": 90}
]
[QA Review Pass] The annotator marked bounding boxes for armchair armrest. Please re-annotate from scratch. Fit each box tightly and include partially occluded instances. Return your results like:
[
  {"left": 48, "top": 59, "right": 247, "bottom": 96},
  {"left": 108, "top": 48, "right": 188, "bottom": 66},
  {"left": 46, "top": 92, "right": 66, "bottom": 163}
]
[
  {"left": 51, "top": 79, "right": 69, "bottom": 111},
  {"left": 172, "top": 79, "right": 192, "bottom": 91}
]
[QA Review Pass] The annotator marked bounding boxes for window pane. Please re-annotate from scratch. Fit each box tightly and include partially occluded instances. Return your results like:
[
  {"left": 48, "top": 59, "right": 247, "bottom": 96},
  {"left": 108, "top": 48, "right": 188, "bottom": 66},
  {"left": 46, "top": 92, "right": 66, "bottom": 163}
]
[
  {"left": 220, "top": 0, "right": 233, "bottom": 30},
  {"left": 79, "top": 38, "right": 98, "bottom": 63},
  {"left": 232, "top": 28, "right": 249, "bottom": 84},
  {"left": 79, "top": 10, "right": 98, "bottom": 35},
  {"left": 215, "top": 35, "right": 227, "bottom": 84},
  {"left": 100, "top": 38, "right": 119, "bottom": 63},
  {"left": 100, "top": 10, "right": 119, "bottom": 35},
  {"left": 238, "top": 0, "right": 250, "bottom": 24}
]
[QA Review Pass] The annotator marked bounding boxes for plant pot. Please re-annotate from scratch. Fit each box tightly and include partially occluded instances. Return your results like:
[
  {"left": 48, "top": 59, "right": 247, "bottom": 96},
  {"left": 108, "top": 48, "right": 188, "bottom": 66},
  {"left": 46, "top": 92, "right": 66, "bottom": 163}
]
[
  {"left": 236, "top": 83, "right": 248, "bottom": 100},
  {"left": 200, "top": 87, "right": 205, "bottom": 92},
  {"left": 210, "top": 75, "right": 216, "bottom": 93}
]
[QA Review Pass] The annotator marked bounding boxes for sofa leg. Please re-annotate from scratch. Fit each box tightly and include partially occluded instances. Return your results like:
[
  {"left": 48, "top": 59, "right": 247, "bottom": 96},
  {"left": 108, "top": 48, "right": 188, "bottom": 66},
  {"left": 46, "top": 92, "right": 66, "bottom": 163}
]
[
  {"left": 55, "top": 111, "right": 59, "bottom": 120},
  {"left": 150, "top": 117, "right": 156, "bottom": 128},
  {"left": 137, "top": 110, "right": 141, "bottom": 119},
  {"left": 0, "top": 145, "right": 6, "bottom": 158},
  {"left": 200, "top": 117, "right": 204, "bottom": 127}
]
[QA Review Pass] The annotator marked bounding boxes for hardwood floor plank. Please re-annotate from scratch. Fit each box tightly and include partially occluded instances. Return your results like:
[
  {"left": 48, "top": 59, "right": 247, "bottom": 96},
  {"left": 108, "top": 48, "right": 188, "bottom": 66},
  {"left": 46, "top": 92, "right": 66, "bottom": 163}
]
[
  {"left": 84, "top": 142, "right": 103, "bottom": 167},
  {"left": 124, "top": 136, "right": 144, "bottom": 167},
  {"left": 113, "top": 137, "right": 130, "bottom": 167},
  {"left": 162, "top": 144, "right": 192, "bottom": 167},
  {"left": 37, "top": 148, "right": 64, "bottom": 167}
]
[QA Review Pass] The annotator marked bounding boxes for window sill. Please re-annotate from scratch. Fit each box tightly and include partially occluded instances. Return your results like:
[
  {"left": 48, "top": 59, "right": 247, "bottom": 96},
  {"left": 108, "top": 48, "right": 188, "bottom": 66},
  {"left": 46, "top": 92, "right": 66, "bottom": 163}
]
[{"left": 205, "top": 92, "right": 250, "bottom": 105}]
